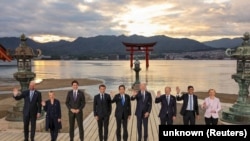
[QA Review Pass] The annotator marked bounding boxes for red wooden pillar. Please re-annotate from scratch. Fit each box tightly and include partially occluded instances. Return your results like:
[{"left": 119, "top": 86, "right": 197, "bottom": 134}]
[
  {"left": 0, "top": 45, "right": 12, "bottom": 62},
  {"left": 130, "top": 48, "right": 133, "bottom": 68},
  {"left": 122, "top": 42, "right": 156, "bottom": 68},
  {"left": 145, "top": 47, "right": 149, "bottom": 68}
]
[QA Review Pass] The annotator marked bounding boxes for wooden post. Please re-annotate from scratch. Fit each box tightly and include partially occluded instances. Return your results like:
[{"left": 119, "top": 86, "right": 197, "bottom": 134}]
[
  {"left": 130, "top": 48, "right": 133, "bottom": 68},
  {"left": 145, "top": 47, "right": 149, "bottom": 68}
]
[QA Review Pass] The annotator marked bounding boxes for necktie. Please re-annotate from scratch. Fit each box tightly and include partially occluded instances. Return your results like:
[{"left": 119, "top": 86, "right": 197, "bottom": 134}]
[
  {"left": 101, "top": 94, "right": 103, "bottom": 101},
  {"left": 166, "top": 95, "right": 169, "bottom": 114},
  {"left": 122, "top": 95, "right": 125, "bottom": 106},
  {"left": 74, "top": 91, "right": 77, "bottom": 101},
  {"left": 142, "top": 91, "right": 145, "bottom": 102},
  {"left": 190, "top": 95, "right": 193, "bottom": 110},
  {"left": 30, "top": 91, "right": 34, "bottom": 102},
  {"left": 166, "top": 96, "right": 169, "bottom": 105}
]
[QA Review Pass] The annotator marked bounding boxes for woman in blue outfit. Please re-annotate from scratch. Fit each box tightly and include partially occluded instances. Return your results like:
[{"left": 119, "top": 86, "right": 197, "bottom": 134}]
[{"left": 42, "top": 91, "right": 62, "bottom": 141}]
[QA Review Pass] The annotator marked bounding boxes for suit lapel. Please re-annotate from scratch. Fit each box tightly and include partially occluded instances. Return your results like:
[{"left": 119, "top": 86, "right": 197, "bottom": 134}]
[
  {"left": 185, "top": 94, "right": 190, "bottom": 108},
  {"left": 99, "top": 94, "right": 102, "bottom": 103},
  {"left": 124, "top": 95, "right": 128, "bottom": 106},
  {"left": 70, "top": 91, "right": 74, "bottom": 100},
  {"left": 119, "top": 94, "right": 123, "bottom": 106}
]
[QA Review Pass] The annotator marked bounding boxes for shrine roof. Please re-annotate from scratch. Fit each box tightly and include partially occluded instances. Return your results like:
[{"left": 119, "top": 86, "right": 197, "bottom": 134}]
[
  {"left": 122, "top": 42, "right": 156, "bottom": 47},
  {"left": 0, "top": 44, "right": 12, "bottom": 62}
]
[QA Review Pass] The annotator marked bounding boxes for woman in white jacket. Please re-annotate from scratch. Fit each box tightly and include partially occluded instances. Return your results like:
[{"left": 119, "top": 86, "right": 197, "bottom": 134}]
[{"left": 201, "top": 89, "right": 221, "bottom": 125}]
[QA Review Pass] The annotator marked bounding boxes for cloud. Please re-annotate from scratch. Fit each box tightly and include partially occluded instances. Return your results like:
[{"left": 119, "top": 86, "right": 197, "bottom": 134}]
[{"left": 0, "top": 0, "right": 249, "bottom": 42}]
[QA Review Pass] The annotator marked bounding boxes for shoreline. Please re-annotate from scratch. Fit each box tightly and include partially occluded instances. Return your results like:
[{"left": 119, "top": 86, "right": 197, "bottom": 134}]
[{"left": 0, "top": 78, "right": 104, "bottom": 91}]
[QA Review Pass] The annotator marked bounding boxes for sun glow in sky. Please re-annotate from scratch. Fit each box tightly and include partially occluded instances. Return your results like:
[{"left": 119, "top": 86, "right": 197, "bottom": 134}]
[
  {"left": 112, "top": 4, "right": 174, "bottom": 36},
  {"left": 0, "top": 0, "right": 249, "bottom": 43},
  {"left": 30, "top": 35, "right": 75, "bottom": 43}
]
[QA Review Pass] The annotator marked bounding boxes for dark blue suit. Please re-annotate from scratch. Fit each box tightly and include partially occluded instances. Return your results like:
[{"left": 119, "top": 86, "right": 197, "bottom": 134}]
[
  {"left": 111, "top": 94, "right": 131, "bottom": 141},
  {"left": 176, "top": 93, "right": 199, "bottom": 125},
  {"left": 155, "top": 94, "right": 176, "bottom": 125},
  {"left": 13, "top": 90, "right": 42, "bottom": 141},
  {"left": 65, "top": 90, "right": 85, "bottom": 141},
  {"left": 43, "top": 99, "right": 62, "bottom": 141},
  {"left": 131, "top": 91, "right": 152, "bottom": 141},
  {"left": 93, "top": 93, "right": 112, "bottom": 141}
]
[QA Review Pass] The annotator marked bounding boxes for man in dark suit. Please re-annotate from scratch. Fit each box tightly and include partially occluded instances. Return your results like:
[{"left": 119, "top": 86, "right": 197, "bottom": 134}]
[
  {"left": 66, "top": 80, "right": 86, "bottom": 141},
  {"left": 13, "top": 81, "right": 42, "bottom": 141},
  {"left": 176, "top": 86, "right": 199, "bottom": 125},
  {"left": 111, "top": 85, "right": 131, "bottom": 141},
  {"left": 42, "top": 91, "right": 62, "bottom": 141},
  {"left": 131, "top": 83, "right": 152, "bottom": 141},
  {"left": 93, "top": 84, "right": 112, "bottom": 141},
  {"left": 155, "top": 86, "right": 176, "bottom": 125}
]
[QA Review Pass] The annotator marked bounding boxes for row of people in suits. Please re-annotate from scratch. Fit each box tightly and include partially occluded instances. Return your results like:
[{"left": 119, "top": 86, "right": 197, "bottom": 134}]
[
  {"left": 13, "top": 80, "right": 221, "bottom": 141},
  {"left": 12, "top": 80, "right": 85, "bottom": 141},
  {"left": 156, "top": 86, "right": 221, "bottom": 125},
  {"left": 94, "top": 84, "right": 221, "bottom": 141},
  {"left": 93, "top": 84, "right": 220, "bottom": 141},
  {"left": 155, "top": 85, "right": 199, "bottom": 125},
  {"left": 93, "top": 83, "right": 152, "bottom": 141}
]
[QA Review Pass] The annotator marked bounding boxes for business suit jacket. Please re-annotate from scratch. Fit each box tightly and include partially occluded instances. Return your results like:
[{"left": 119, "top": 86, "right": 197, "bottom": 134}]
[
  {"left": 65, "top": 90, "right": 86, "bottom": 112},
  {"left": 176, "top": 93, "right": 199, "bottom": 116},
  {"left": 131, "top": 91, "right": 152, "bottom": 117},
  {"left": 43, "top": 99, "right": 62, "bottom": 131},
  {"left": 14, "top": 89, "right": 42, "bottom": 117},
  {"left": 155, "top": 94, "right": 177, "bottom": 118},
  {"left": 93, "top": 93, "right": 112, "bottom": 118},
  {"left": 111, "top": 94, "right": 131, "bottom": 119}
]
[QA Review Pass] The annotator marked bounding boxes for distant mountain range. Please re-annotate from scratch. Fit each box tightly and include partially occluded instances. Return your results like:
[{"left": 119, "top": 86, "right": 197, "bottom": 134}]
[
  {"left": 203, "top": 37, "right": 243, "bottom": 48},
  {"left": 0, "top": 34, "right": 241, "bottom": 57}
]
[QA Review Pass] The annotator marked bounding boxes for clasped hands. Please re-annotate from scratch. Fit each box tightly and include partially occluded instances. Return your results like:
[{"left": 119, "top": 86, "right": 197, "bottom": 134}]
[{"left": 70, "top": 108, "right": 80, "bottom": 114}]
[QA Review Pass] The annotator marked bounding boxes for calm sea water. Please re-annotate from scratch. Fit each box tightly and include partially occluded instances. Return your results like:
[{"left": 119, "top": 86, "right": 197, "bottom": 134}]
[{"left": 0, "top": 60, "right": 238, "bottom": 94}]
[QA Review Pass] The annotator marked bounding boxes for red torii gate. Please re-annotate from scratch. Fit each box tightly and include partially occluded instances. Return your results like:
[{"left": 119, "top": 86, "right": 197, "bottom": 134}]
[
  {"left": 122, "top": 42, "right": 156, "bottom": 68},
  {"left": 0, "top": 44, "right": 12, "bottom": 62}
]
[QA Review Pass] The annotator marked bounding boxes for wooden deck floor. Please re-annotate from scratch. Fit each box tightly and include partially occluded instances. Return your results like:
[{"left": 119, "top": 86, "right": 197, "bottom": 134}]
[{"left": 0, "top": 90, "right": 161, "bottom": 141}]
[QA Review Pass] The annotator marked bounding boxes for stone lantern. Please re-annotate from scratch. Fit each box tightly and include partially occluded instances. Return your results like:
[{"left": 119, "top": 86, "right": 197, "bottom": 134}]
[
  {"left": 221, "top": 32, "right": 250, "bottom": 124},
  {"left": 132, "top": 57, "right": 141, "bottom": 90},
  {"left": 5, "top": 34, "right": 42, "bottom": 121}
]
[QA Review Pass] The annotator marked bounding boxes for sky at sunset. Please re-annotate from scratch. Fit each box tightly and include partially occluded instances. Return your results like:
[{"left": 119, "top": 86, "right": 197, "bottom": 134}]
[{"left": 0, "top": 0, "right": 249, "bottom": 43}]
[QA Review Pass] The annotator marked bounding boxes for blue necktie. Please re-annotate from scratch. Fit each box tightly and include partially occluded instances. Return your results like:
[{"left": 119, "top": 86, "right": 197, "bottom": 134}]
[{"left": 122, "top": 95, "right": 125, "bottom": 106}]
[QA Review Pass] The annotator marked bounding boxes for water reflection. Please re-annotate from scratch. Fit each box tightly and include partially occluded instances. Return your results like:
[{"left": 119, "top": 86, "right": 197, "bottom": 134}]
[{"left": 0, "top": 60, "right": 238, "bottom": 94}]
